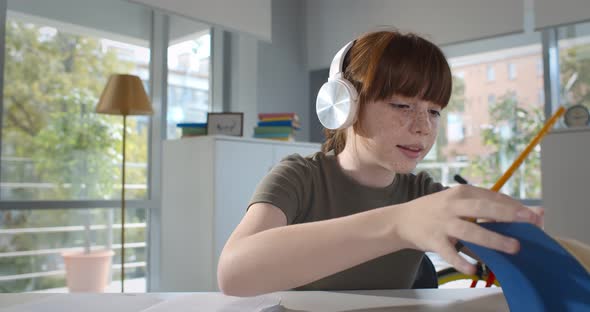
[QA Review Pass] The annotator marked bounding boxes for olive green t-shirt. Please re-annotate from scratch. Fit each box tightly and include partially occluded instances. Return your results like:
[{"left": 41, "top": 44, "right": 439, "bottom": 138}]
[{"left": 248, "top": 151, "right": 445, "bottom": 291}]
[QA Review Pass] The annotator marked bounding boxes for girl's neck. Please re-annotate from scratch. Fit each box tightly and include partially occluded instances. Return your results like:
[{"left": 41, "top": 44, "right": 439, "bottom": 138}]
[{"left": 336, "top": 142, "right": 396, "bottom": 188}]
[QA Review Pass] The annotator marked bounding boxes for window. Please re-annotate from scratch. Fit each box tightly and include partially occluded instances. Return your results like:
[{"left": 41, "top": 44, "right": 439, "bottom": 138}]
[
  {"left": 487, "top": 65, "right": 495, "bottom": 81},
  {"left": 1, "top": 0, "right": 151, "bottom": 292},
  {"left": 558, "top": 22, "right": 590, "bottom": 110},
  {"left": 488, "top": 94, "right": 496, "bottom": 106},
  {"left": 2, "top": 10, "right": 150, "bottom": 202},
  {"left": 421, "top": 36, "right": 544, "bottom": 198},
  {"left": 167, "top": 16, "right": 212, "bottom": 139},
  {"left": 447, "top": 113, "right": 465, "bottom": 143},
  {"left": 508, "top": 63, "right": 517, "bottom": 80},
  {"left": 536, "top": 58, "right": 543, "bottom": 77}
]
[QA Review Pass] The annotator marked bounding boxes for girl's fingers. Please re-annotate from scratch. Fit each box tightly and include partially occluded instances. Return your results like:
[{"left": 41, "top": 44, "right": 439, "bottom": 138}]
[
  {"left": 453, "top": 199, "right": 539, "bottom": 225},
  {"left": 528, "top": 207, "right": 545, "bottom": 228},
  {"left": 447, "top": 220, "right": 520, "bottom": 254},
  {"left": 453, "top": 186, "right": 531, "bottom": 212},
  {"left": 436, "top": 241, "right": 475, "bottom": 275}
]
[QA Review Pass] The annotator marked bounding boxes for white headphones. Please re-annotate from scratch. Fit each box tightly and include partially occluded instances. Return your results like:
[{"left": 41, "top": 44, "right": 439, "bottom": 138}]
[{"left": 316, "top": 41, "right": 359, "bottom": 130}]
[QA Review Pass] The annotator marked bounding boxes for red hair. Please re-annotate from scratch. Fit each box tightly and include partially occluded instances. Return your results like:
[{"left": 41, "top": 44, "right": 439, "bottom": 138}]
[{"left": 322, "top": 30, "right": 452, "bottom": 154}]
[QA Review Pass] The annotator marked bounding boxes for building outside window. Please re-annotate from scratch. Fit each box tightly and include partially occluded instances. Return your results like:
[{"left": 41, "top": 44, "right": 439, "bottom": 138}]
[
  {"left": 558, "top": 22, "right": 590, "bottom": 111},
  {"left": 487, "top": 65, "right": 495, "bottom": 81},
  {"left": 418, "top": 40, "right": 544, "bottom": 198},
  {"left": 488, "top": 94, "right": 496, "bottom": 106},
  {"left": 508, "top": 63, "right": 517, "bottom": 80}
]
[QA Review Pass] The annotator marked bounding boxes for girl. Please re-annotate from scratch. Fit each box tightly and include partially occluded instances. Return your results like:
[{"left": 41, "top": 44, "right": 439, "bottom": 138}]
[{"left": 217, "top": 30, "right": 543, "bottom": 297}]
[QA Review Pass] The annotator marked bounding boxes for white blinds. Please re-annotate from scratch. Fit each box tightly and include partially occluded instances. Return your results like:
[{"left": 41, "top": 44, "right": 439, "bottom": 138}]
[
  {"left": 306, "top": 0, "right": 525, "bottom": 70},
  {"left": 535, "top": 0, "right": 590, "bottom": 29},
  {"left": 129, "top": 0, "right": 271, "bottom": 41}
]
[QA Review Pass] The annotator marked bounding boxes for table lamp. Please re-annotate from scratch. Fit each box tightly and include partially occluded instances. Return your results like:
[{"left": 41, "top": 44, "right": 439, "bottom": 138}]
[{"left": 96, "top": 74, "right": 153, "bottom": 292}]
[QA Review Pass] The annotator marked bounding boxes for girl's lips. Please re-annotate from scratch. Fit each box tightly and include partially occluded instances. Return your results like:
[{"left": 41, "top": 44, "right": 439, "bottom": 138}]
[{"left": 397, "top": 145, "right": 423, "bottom": 159}]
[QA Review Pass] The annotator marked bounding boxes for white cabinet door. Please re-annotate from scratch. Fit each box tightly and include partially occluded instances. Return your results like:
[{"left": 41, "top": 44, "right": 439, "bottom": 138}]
[
  {"left": 213, "top": 140, "right": 274, "bottom": 281},
  {"left": 161, "top": 138, "right": 215, "bottom": 291}
]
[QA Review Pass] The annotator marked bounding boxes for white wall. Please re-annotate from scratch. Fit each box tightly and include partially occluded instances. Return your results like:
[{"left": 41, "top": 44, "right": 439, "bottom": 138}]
[
  {"left": 169, "top": 15, "right": 210, "bottom": 45},
  {"left": 305, "top": 0, "right": 525, "bottom": 70},
  {"left": 257, "top": 0, "right": 310, "bottom": 141},
  {"left": 228, "top": 33, "right": 259, "bottom": 138},
  {"left": 215, "top": 0, "right": 310, "bottom": 141}
]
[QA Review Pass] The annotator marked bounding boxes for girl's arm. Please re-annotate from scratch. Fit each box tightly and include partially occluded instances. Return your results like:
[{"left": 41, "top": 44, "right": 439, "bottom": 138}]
[
  {"left": 217, "top": 202, "right": 403, "bottom": 297},
  {"left": 217, "top": 185, "right": 541, "bottom": 297}
]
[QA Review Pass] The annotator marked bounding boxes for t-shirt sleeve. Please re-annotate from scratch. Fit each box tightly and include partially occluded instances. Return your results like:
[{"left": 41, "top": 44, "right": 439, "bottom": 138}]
[{"left": 248, "top": 154, "right": 311, "bottom": 225}]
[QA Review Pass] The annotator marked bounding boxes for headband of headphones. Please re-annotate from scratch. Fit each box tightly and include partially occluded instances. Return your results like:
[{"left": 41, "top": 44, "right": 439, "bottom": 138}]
[
  {"left": 329, "top": 40, "right": 355, "bottom": 80},
  {"left": 315, "top": 40, "right": 359, "bottom": 130}
]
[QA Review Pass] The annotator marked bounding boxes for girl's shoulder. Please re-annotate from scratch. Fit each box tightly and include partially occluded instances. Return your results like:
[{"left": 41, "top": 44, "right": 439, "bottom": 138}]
[{"left": 276, "top": 151, "right": 331, "bottom": 171}]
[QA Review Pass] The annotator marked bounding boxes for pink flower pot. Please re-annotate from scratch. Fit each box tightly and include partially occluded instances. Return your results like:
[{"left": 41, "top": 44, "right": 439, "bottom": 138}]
[{"left": 62, "top": 249, "right": 114, "bottom": 292}]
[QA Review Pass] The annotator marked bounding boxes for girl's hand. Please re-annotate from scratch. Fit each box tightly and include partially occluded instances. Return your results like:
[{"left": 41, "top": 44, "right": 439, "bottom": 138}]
[
  {"left": 527, "top": 206, "right": 545, "bottom": 228},
  {"left": 392, "top": 185, "right": 542, "bottom": 275}
]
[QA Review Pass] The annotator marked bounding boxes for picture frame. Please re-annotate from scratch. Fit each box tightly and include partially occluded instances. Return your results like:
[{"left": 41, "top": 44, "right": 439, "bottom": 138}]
[{"left": 207, "top": 112, "right": 244, "bottom": 137}]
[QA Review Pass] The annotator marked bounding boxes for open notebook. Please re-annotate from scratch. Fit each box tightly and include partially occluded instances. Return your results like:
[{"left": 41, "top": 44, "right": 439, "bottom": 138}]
[{"left": 462, "top": 222, "right": 590, "bottom": 312}]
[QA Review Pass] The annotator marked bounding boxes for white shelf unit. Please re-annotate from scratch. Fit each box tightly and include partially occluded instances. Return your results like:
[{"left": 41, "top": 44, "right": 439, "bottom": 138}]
[
  {"left": 541, "top": 127, "right": 590, "bottom": 245},
  {"left": 159, "top": 135, "right": 321, "bottom": 291}
]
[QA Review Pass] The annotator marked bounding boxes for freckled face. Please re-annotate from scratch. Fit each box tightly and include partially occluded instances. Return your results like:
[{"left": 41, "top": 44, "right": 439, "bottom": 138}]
[{"left": 354, "top": 94, "right": 442, "bottom": 173}]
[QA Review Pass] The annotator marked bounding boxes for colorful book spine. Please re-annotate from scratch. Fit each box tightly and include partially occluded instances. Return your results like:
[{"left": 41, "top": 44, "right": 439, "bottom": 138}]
[
  {"left": 258, "top": 120, "right": 300, "bottom": 128},
  {"left": 181, "top": 128, "right": 207, "bottom": 137},
  {"left": 254, "top": 126, "right": 294, "bottom": 135},
  {"left": 258, "top": 112, "right": 299, "bottom": 121},
  {"left": 260, "top": 137, "right": 293, "bottom": 142},
  {"left": 177, "top": 123, "right": 207, "bottom": 128},
  {"left": 253, "top": 133, "right": 293, "bottom": 138},
  {"left": 258, "top": 117, "right": 295, "bottom": 122},
  {"left": 255, "top": 112, "right": 300, "bottom": 141}
]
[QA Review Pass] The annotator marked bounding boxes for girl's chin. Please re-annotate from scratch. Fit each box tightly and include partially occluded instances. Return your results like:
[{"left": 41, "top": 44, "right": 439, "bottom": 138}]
[{"left": 386, "top": 161, "right": 418, "bottom": 174}]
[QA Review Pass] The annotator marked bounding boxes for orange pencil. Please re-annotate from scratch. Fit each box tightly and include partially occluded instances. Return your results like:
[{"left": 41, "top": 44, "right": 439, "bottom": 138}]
[
  {"left": 490, "top": 106, "right": 566, "bottom": 192},
  {"left": 481, "top": 106, "right": 565, "bottom": 288},
  {"left": 467, "top": 106, "right": 565, "bottom": 223}
]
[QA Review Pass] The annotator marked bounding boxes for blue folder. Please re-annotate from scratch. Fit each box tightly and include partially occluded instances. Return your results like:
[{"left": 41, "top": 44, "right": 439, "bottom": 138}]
[{"left": 462, "top": 223, "right": 590, "bottom": 311}]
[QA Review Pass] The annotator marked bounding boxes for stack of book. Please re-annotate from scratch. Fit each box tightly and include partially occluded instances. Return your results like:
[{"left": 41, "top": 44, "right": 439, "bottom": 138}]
[
  {"left": 177, "top": 123, "right": 207, "bottom": 138},
  {"left": 254, "top": 112, "right": 300, "bottom": 141}
]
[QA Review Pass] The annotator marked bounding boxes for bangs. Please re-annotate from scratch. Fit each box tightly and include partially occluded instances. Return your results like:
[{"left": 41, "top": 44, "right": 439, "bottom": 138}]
[{"left": 362, "top": 33, "right": 452, "bottom": 108}]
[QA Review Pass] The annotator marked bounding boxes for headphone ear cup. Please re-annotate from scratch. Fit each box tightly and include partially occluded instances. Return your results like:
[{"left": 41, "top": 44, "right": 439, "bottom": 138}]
[{"left": 316, "top": 78, "right": 359, "bottom": 130}]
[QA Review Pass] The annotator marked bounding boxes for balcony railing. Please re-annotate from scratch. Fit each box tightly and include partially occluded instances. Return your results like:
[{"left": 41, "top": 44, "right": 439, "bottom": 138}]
[{"left": 0, "top": 221, "right": 147, "bottom": 292}]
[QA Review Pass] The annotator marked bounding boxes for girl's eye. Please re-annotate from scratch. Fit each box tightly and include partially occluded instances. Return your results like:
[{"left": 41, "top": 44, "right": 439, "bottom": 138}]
[
  {"left": 391, "top": 103, "right": 410, "bottom": 110},
  {"left": 429, "top": 110, "right": 441, "bottom": 117}
]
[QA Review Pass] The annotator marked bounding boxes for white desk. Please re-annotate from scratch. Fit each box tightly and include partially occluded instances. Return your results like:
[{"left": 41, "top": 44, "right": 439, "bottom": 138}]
[{"left": 0, "top": 288, "right": 508, "bottom": 311}]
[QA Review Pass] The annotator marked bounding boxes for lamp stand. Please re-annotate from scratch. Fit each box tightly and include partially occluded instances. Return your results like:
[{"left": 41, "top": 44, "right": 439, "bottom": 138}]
[{"left": 120, "top": 115, "right": 127, "bottom": 293}]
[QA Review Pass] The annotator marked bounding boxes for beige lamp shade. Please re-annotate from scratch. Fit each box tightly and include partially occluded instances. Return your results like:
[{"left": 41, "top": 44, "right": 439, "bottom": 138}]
[{"left": 96, "top": 74, "right": 153, "bottom": 116}]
